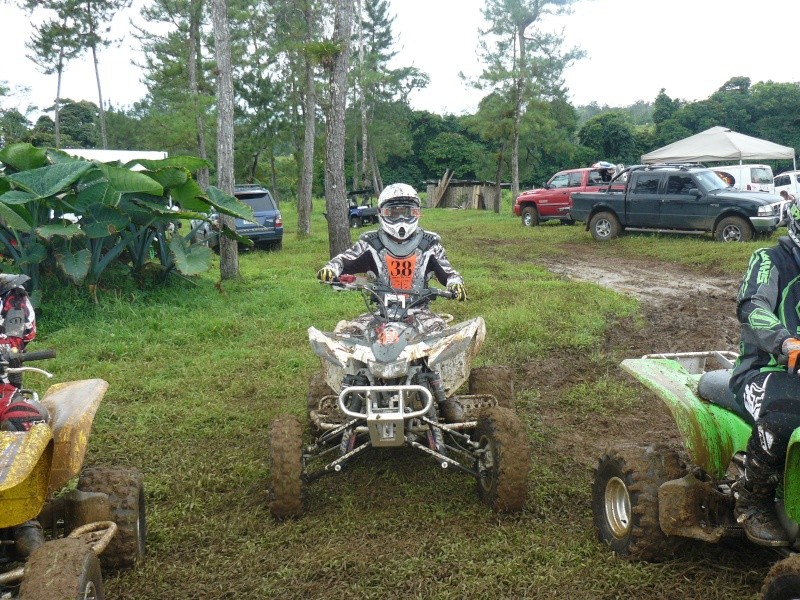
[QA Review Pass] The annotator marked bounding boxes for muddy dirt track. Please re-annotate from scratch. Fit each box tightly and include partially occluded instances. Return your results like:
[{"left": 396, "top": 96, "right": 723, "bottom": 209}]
[{"left": 525, "top": 243, "right": 743, "bottom": 465}]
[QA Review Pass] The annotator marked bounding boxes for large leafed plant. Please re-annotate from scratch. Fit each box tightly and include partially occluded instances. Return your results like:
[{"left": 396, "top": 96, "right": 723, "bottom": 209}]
[{"left": 0, "top": 143, "right": 254, "bottom": 301}]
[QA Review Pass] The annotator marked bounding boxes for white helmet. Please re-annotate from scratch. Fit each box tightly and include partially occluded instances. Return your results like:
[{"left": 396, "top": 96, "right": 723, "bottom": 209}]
[{"left": 378, "top": 183, "right": 421, "bottom": 241}]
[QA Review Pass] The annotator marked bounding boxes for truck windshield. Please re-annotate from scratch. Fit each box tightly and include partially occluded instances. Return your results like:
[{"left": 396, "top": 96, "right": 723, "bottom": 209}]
[{"left": 696, "top": 171, "right": 728, "bottom": 192}]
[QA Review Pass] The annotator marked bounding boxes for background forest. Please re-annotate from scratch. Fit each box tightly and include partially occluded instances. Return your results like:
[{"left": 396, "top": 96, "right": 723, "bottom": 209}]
[{"left": 2, "top": 0, "right": 800, "bottom": 205}]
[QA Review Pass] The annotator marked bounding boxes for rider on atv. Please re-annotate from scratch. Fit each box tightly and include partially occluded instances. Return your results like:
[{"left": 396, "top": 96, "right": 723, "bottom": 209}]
[
  {"left": 316, "top": 182, "right": 467, "bottom": 335},
  {"left": 730, "top": 196, "right": 800, "bottom": 546},
  {"left": 316, "top": 183, "right": 468, "bottom": 420}
]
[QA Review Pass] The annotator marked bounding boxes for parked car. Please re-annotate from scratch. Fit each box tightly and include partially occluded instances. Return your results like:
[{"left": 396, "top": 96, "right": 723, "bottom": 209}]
[
  {"left": 213, "top": 184, "right": 283, "bottom": 250},
  {"left": 711, "top": 163, "right": 775, "bottom": 194},
  {"left": 570, "top": 163, "right": 783, "bottom": 242},
  {"left": 347, "top": 190, "right": 379, "bottom": 228},
  {"left": 513, "top": 166, "right": 623, "bottom": 226},
  {"left": 774, "top": 170, "right": 800, "bottom": 198}
]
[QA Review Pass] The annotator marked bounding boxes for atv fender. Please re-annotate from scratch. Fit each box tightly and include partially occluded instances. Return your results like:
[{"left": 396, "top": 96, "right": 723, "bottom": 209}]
[
  {"left": 621, "top": 358, "right": 751, "bottom": 478},
  {"left": 0, "top": 423, "right": 53, "bottom": 528},
  {"left": 427, "top": 317, "right": 485, "bottom": 394},
  {"left": 783, "top": 429, "right": 800, "bottom": 522},
  {"left": 41, "top": 379, "right": 109, "bottom": 492}
]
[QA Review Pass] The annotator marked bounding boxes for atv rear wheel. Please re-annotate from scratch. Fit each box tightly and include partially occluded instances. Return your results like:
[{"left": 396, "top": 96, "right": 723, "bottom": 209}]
[
  {"left": 469, "top": 366, "right": 515, "bottom": 409},
  {"left": 592, "top": 444, "right": 685, "bottom": 562},
  {"left": 78, "top": 467, "right": 146, "bottom": 571},
  {"left": 20, "top": 538, "right": 104, "bottom": 600},
  {"left": 762, "top": 554, "right": 800, "bottom": 600},
  {"left": 269, "top": 415, "right": 304, "bottom": 518},
  {"left": 474, "top": 406, "right": 531, "bottom": 512}
]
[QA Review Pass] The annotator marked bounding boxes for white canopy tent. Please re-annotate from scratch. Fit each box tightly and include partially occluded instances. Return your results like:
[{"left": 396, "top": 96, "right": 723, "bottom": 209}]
[{"left": 641, "top": 126, "right": 797, "bottom": 194}]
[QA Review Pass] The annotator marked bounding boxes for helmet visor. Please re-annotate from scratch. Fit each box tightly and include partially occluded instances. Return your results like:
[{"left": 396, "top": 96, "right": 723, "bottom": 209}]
[{"left": 380, "top": 203, "right": 420, "bottom": 224}]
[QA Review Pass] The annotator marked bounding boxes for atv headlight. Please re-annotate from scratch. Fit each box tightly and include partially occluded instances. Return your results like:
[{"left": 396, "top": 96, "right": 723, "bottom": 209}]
[{"left": 368, "top": 359, "right": 409, "bottom": 379}]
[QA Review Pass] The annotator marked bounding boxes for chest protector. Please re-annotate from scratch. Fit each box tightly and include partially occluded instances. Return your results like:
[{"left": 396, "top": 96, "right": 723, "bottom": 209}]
[{"left": 383, "top": 253, "right": 419, "bottom": 289}]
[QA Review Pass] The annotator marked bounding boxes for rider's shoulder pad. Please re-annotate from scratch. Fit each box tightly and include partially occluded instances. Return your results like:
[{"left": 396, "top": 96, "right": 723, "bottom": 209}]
[
  {"left": 359, "top": 230, "right": 380, "bottom": 243},
  {"left": 421, "top": 230, "right": 441, "bottom": 245}
]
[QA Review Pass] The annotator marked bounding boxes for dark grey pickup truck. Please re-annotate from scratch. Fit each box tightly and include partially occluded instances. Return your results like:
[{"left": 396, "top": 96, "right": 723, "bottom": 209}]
[{"left": 570, "top": 164, "right": 784, "bottom": 242}]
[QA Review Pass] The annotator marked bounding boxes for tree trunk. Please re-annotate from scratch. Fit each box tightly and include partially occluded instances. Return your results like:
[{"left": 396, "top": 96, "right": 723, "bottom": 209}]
[
  {"left": 369, "top": 145, "right": 382, "bottom": 194},
  {"left": 357, "top": 0, "right": 369, "bottom": 190},
  {"left": 297, "top": 0, "right": 316, "bottom": 238},
  {"left": 90, "top": 43, "right": 107, "bottom": 149},
  {"left": 494, "top": 145, "right": 505, "bottom": 213},
  {"left": 189, "top": 0, "right": 209, "bottom": 190},
  {"left": 511, "top": 23, "right": 525, "bottom": 206},
  {"left": 323, "top": 0, "right": 355, "bottom": 258},
  {"left": 54, "top": 62, "right": 63, "bottom": 148},
  {"left": 210, "top": 0, "right": 239, "bottom": 280},
  {"left": 270, "top": 151, "right": 279, "bottom": 206}
]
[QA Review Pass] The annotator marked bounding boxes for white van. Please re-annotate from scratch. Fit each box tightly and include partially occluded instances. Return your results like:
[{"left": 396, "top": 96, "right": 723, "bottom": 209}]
[
  {"left": 711, "top": 164, "right": 775, "bottom": 194},
  {"left": 774, "top": 171, "right": 800, "bottom": 198}
]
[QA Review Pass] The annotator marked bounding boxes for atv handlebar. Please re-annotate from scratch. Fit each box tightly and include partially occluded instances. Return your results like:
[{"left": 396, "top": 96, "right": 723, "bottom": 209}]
[
  {"left": 328, "top": 274, "right": 456, "bottom": 301},
  {"left": 13, "top": 349, "right": 57, "bottom": 363}
]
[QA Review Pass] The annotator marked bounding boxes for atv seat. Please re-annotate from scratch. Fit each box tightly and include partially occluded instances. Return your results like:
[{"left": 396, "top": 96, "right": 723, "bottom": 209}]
[{"left": 697, "top": 369, "right": 754, "bottom": 426}]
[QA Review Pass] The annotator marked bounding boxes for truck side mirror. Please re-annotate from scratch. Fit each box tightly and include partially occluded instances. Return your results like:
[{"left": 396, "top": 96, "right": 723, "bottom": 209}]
[
  {"left": 543, "top": 182, "right": 549, "bottom": 189},
  {"left": 689, "top": 188, "right": 701, "bottom": 198}
]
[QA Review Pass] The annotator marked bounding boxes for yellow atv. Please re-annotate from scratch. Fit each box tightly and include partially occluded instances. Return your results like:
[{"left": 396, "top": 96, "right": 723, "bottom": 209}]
[{"left": 0, "top": 351, "right": 145, "bottom": 600}]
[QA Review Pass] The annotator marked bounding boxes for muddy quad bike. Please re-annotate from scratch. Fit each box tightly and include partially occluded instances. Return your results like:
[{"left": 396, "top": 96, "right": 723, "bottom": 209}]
[
  {"left": 0, "top": 351, "right": 145, "bottom": 600},
  {"left": 269, "top": 275, "right": 531, "bottom": 518},
  {"left": 591, "top": 349, "right": 800, "bottom": 600}
]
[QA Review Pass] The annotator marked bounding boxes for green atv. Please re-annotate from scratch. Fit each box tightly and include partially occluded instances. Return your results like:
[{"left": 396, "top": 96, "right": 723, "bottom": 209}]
[{"left": 591, "top": 350, "right": 800, "bottom": 600}]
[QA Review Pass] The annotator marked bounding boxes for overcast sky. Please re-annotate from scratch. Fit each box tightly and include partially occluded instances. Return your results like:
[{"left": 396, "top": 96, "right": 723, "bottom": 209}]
[{"left": 1, "top": 0, "right": 798, "bottom": 120}]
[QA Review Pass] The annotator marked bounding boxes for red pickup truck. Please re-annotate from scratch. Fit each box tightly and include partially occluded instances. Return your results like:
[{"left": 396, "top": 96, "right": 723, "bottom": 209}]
[{"left": 514, "top": 167, "right": 619, "bottom": 226}]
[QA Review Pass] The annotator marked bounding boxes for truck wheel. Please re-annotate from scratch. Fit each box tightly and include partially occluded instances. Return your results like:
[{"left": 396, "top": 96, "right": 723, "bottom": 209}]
[
  {"left": 761, "top": 554, "right": 800, "bottom": 600},
  {"left": 715, "top": 216, "right": 753, "bottom": 242},
  {"left": 521, "top": 206, "right": 539, "bottom": 227},
  {"left": 349, "top": 216, "right": 361, "bottom": 228},
  {"left": 469, "top": 366, "right": 515, "bottom": 409},
  {"left": 269, "top": 415, "right": 304, "bottom": 519},
  {"left": 592, "top": 444, "right": 685, "bottom": 562},
  {"left": 20, "top": 538, "right": 104, "bottom": 600},
  {"left": 78, "top": 467, "right": 146, "bottom": 571},
  {"left": 589, "top": 211, "right": 621, "bottom": 241},
  {"left": 473, "top": 406, "right": 531, "bottom": 513}
]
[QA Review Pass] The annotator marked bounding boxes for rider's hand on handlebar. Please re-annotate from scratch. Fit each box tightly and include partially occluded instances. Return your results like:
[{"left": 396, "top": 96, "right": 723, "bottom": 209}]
[
  {"left": 317, "top": 267, "right": 337, "bottom": 283},
  {"left": 448, "top": 283, "right": 467, "bottom": 301},
  {"left": 784, "top": 337, "right": 800, "bottom": 373}
]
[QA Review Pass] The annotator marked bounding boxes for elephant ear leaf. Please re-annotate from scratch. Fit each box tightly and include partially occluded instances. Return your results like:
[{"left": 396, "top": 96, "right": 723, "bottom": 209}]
[
  {"left": 98, "top": 164, "right": 163, "bottom": 195},
  {"left": 82, "top": 204, "right": 130, "bottom": 238},
  {"left": 207, "top": 186, "right": 253, "bottom": 221},
  {"left": 37, "top": 223, "right": 84, "bottom": 240},
  {"left": 53, "top": 245, "right": 91, "bottom": 284},
  {"left": 6, "top": 161, "right": 94, "bottom": 199},
  {"left": 169, "top": 235, "right": 212, "bottom": 276},
  {"left": 0, "top": 143, "right": 47, "bottom": 171}
]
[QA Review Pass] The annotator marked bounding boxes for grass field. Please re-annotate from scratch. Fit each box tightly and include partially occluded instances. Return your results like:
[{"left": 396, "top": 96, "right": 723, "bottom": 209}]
[{"left": 33, "top": 200, "right": 781, "bottom": 599}]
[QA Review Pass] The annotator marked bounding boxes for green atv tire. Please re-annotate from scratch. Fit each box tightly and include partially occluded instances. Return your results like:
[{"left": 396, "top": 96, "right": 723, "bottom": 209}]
[
  {"left": 474, "top": 406, "right": 531, "bottom": 512},
  {"left": 592, "top": 444, "right": 685, "bottom": 562}
]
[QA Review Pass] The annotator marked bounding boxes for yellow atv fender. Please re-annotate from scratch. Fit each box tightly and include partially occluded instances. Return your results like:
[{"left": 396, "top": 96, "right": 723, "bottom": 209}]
[
  {"left": 42, "top": 379, "right": 109, "bottom": 493},
  {"left": 0, "top": 423, "right": 54, "bottom": 528}
]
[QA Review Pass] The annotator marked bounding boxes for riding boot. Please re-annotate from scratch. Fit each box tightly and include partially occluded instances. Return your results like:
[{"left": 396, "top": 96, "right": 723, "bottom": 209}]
[
  {"left": 734, "top": 454, "right": 790, "bottom": 547},
  {"left": 13, "top": 519, "right": 45, "bottom": 558}
]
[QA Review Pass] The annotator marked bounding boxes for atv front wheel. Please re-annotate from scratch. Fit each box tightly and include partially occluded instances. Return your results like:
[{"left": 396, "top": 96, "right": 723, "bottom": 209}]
[
  {"left": 762, "top": 554, "right": 800, "bottom": 600},
  {"left": 269, "top": 415, "right": 304, "bottom": 518},
  {"left": 469, "top": 366, "right": 515, "bottom": 409},
  {"left": 474, "top": 406, "right": 531, "bottom": 512},
  {"left": 20, "top": 538, "right": 104, "bottom": 600},
  {"left": 78, "top": 467, "right": 146, "bottom": 571},
  {"left": 592, "top": 444, "right": 685, "bottom": 562}
]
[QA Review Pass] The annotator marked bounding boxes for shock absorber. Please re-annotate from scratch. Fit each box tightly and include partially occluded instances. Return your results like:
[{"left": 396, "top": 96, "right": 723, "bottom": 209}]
[{"left": 416, "top": 372, "right": 447, "bottom": 453}]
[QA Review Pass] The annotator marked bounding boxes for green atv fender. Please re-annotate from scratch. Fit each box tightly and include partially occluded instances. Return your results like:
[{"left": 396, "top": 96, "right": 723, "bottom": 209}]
[{"left": 620, "top": 358, "right": 751, "bottom": 478}]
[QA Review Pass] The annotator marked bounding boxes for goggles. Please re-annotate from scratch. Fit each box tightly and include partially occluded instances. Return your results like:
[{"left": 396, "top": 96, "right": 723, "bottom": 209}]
[{"left": 380, "top": 203, "right": 421, "bottom": 223}]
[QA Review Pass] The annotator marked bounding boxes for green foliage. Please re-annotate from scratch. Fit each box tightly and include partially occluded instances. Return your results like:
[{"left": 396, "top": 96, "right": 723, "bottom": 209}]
[
  {"left": 578, "top": 112, "right": 638, "bottom": 164},
  {"left": 0, "top": 143, "right": 252, "bottom": 295},
  {"left": 421, "top": 132, "right": 482, "bottom": 179}
]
